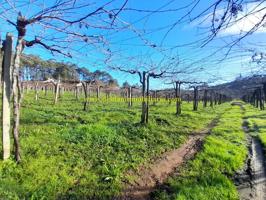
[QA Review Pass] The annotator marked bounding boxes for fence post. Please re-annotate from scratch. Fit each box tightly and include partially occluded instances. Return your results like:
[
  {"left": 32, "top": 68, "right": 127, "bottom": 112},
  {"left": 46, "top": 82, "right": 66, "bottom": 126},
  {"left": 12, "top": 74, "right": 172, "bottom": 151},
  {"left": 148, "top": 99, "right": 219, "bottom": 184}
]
[{"left": 2, "top": 33, "right": 12, "bottom": 160}]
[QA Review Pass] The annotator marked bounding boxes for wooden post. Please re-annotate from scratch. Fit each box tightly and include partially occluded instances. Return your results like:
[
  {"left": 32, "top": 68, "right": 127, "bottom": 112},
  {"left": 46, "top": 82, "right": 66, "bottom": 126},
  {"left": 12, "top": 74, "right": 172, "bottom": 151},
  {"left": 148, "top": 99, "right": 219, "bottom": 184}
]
[
  {"left": 59, "top": 87, "right": 61, "bottom": 98},
  {"left": 152, "top": 90, "right": 157, "bottom": 106},
  {"left": 125, "top": 88, "right": 129, "bottom": 103},
  {"left": 54, "top": 78, "right": 60, "bottom": 104},
  {"left": 105, "top": 90, "right": 109, "bottom": 100},
  {"left": 251, "top": 92, "right": 255, "bottom": 107},
  {"left": 193, "top": 86, "right": 198, "bottom": 111},
  {"left": 168, "top": 94, "right": 172, "bottom": 105},
  {"left": 0, "top": 44, "right": 2, "bottom": 86},
  {"left": 75, "top": 86, "right": 79, "bottom": 100},
  {"left": 35, "top": 82, "right": 39, "bottom": 101},
  {"left": 96, "top": 86, "right": 100, "bottom": 101},
  {"left": 45, "top": 85, "right": 48, "bottom": 96},
  {"left": 218, "top": 94, "right": 222, "bottom": 105},
  {"left": 203, "top": 89, "right": 208, "bottom": 108},
  {"left": 263, "top": 82, "right": 266, "bottom": 102},
  {"left": 82, "top": 82, "right": 89, "bottom": 111},
  {"left": 145, "top": 75, "right": 150, "bottom": 123},
  {"left": 128, "top": 87, "right": 132, "bottom": 107},
  {"left": 258, "top": 88, "right": 264, "bottom": 110},
  {"left": 186, "top": 94, "right": 190, "bottom": 103},
  {"left": 2, "top": 33, "right": 12, "bottom": 160},
  {"left": 255, "top": 90, "right": 259, "bottom": 108},
  {"left": 25, "top": 83, "right": 28, "bottom": 94},
  {"left": 141, "top": 71, "right": 147, "bottom": 123},
  {"left": 175, "top": 82, "right": 182, "bottom": 115},
  {"left": 210, "top": 91, "right": 214, "bottom": 108}
]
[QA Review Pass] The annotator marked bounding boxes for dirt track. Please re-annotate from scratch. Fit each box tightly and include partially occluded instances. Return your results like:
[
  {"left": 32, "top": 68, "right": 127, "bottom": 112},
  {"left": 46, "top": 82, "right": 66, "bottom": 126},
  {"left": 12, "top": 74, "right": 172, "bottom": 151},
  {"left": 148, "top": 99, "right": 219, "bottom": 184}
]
[{"left": 117, "top": 117, "right": 219, "bottom": 200}]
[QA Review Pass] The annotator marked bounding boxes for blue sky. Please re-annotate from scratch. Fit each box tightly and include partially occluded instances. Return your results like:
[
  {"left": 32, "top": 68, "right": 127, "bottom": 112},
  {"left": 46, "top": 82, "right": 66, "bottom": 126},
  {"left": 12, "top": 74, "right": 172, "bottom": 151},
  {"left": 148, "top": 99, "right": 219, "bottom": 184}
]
[{"left": 0, "top": 0, "right": 265, "bottom": 89}]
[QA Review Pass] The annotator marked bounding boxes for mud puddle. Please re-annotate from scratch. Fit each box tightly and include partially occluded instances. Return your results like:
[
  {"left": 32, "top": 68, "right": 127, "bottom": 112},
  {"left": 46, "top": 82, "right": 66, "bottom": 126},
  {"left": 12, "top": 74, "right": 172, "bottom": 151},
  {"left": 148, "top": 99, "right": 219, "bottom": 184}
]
[{"left": 235, "top": 120, "right": 266, "bottom": 200}]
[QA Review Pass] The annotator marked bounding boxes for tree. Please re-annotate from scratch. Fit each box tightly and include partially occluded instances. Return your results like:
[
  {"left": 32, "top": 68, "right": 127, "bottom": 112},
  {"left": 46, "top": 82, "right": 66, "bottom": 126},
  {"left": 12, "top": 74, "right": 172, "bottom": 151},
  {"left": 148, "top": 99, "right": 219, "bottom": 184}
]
[
  {"left": 76, "top": 67, "right": 91, "bottom": 81},
  {"left": 53, "top": 63, "right": 79, "bottom": 82},
  {"left": 0, "top": 0, "right": 130, "bottom": 162},
  {"left": 113, "top": 57, "right": 180, "bottom": 124},
  {"left": 200, "top": 0, "right": 266, "bottom": 48},
  {"left": 122, "top": 81, "right": 130, "bottom": 88},
  {"left": 93, "top": 70, "right": 113, "bottom": 85}
]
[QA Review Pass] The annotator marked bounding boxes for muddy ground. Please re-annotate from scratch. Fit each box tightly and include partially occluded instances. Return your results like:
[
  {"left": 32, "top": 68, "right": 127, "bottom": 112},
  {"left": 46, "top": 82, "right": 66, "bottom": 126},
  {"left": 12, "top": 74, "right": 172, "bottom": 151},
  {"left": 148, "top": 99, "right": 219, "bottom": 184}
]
[{"left": 235, "top": 120, "right": 266, "bottom": 200}]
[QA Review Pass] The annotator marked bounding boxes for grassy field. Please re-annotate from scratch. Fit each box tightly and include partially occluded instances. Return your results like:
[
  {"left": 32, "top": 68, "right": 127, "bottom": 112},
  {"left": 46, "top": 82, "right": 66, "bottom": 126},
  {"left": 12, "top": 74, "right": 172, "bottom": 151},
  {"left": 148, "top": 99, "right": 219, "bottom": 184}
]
[
  {"left": 244, "top": 105, "right": 266, "bottom": 148},
  {"left": 0, "top": 91, "right": 230, "bottom": 199},
  {"left": 152, "top": 104, "right": 248, "bottom": 200}
]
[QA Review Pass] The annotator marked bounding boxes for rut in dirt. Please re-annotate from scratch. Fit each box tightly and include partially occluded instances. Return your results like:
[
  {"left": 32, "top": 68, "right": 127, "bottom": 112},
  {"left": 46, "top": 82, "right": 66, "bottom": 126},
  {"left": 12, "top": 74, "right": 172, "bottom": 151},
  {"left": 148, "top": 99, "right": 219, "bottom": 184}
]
[
  {"left": 235, "top": 119, "right": 266, "bottom": 200},
  {"left": 116, "top": 116, "right": 221, "bottom": 200}
]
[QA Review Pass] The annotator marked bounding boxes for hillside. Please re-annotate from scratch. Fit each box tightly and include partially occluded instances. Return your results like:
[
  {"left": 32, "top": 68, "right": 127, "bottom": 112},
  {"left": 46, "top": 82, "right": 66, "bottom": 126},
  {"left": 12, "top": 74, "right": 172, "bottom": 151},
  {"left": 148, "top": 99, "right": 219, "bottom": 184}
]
[{"left": 211, "top": 75, "right": 266, "bottom": 99}]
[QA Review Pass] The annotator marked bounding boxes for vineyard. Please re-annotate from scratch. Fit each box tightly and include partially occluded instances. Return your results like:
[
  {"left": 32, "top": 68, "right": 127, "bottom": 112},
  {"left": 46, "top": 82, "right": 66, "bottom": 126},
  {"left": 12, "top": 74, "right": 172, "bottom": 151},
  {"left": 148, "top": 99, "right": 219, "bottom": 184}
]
[
  {"left": 1, "top": 91, "right": 226, "bottom": 199},
  {"left": 0, "top": 0, "right": 266, "bottom": 200},
  {"left": 0, "top": 90, "right": 265, "bottom": 199}
]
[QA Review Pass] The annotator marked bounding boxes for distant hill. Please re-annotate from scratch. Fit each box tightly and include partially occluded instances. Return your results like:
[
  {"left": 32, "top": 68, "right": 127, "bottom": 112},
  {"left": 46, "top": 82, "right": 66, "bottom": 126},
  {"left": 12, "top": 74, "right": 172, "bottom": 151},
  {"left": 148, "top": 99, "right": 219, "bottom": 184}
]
[
  {"left": 153, "top": 75, "right": 266, "bottom": 99},
  {"left": 211, "top": 75, "right": 266, "bottom": 98}
]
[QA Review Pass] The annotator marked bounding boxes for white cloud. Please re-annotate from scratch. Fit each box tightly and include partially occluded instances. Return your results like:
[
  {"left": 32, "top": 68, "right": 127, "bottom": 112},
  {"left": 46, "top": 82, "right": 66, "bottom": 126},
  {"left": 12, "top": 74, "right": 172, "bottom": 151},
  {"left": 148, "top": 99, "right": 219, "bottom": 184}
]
[
  {"left": 221, "top": 2, "right": 266, "bottom": 35},
  {"left": 190, "top": 2, "right": 266, "bottom": 36}
]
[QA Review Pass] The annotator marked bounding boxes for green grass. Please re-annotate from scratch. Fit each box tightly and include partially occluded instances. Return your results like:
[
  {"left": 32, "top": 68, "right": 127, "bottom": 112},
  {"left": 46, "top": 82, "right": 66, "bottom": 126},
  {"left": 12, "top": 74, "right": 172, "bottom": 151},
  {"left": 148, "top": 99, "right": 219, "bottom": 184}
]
[
  {"left": 244, "top": 104, "right": 266, "bottom": 148},
  {"left": 0, "top": 91, "right": 230, "bottom": 199},
  {"left": 152, "top": 104, "right": 247, "bottom": 200}
]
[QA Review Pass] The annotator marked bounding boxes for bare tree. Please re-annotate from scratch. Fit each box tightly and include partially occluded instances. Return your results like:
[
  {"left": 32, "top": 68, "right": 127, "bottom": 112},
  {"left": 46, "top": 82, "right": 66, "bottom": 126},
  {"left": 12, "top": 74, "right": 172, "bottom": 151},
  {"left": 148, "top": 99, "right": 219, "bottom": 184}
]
[
  {"left": 81, "top": 81, "right": 91, "bottom": 111},
  {"left": 192, "top": 86, "right": 199, "bottom": 111},
  {"left": 113, "top": 57, "right": 180, "bottom": 123},
  {"left": 0, "top": 0, "right": 136, "bottom": 162},
  {"left": 184, "top": 0, "right": 266, "bottom": 62},
  {"left": 199, "top": 0, "right": 266, "bottom": 47}
]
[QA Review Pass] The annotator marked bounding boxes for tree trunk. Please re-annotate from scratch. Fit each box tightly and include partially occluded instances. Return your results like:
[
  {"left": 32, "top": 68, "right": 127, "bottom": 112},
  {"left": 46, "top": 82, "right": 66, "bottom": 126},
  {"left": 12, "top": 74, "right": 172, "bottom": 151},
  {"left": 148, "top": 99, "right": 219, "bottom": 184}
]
[
  {"left": 25, "top": 84, "right": 28, "bottom": 94},
  {"left": 255, "top": 90, "right": 259, "bottom": 108},
  {"left": 218, "top": 94, "right": 222, "bottom": 105},
  {"left": 45, "top": 85, "right": 48, "bottom": 96},
  {"left": 145, "top": 75, "right": 150, "bottom": 123},
  {"left": 0, "top": 46, "right": 2, "bottom": 86},
  {"left": 152, "top": 90, "right": 157, "bottom": 106},
  {"left": 12, "top": 36, "right": 24, "bottom": 163},
  {"left": 203, "top": 89, "right": 208, "bottom": 108},
  {"left": 128, "top": 87, "right": 132, "bottom": 107},
  {"left": 258, "top": 88, "right": 264, "bottom": 110},
  {"left": 82, "top": 82, "right": 89, "bottom": 111},
  {"left": 168, "top": 94, "right": 172, "bottom": 105},
  {"left": 186, "top": 94, "right": 190, "bottom": 103},
  {"left": 105, "top": 91, "right": 109, "bottom": 100},
  {"left": 210, "top": 91, "right": 214, "bottom": 108},
  {"left": 141, "top": 71, "right": 147, "bottom": 124},
  {"left": 263, "top": 83, "right": 266, "bottom": 102},
  {"left": 96, "top": 86, "right": 100, "bottom": 101},
  {"left": 214, "top": 93, "right": 217, "bottom": 105},
  {"left": 175, "top": 82, "right": 182, "bottom": 115},
  {"left": 125, "top": 88, "right": 129, "bottom": 102},
  {"left": 61, "top": 87, "right": 64, "bottom": 96},
  {"left": 193, "top": 87, "right": 198, "bottom": 111},
  {"left": 2, "top": 33, "right": 12, "bottom": 160},
  {"left": 75, "top": 86, "right": 79, "bottom": 100},
  {"left": 59, "top": 87, "right": 61, "bottom": 98}
]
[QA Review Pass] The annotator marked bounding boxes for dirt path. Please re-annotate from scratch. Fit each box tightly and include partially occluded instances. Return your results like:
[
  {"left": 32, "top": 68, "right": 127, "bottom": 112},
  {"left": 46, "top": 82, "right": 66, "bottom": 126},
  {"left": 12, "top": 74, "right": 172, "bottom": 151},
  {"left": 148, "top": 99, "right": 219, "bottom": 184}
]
[
  {"left": 235, "top": 119, "right": 266, "bottom": 200},
  {"left": 117, "top": 117, "right": 220, "bottom": 200}
]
